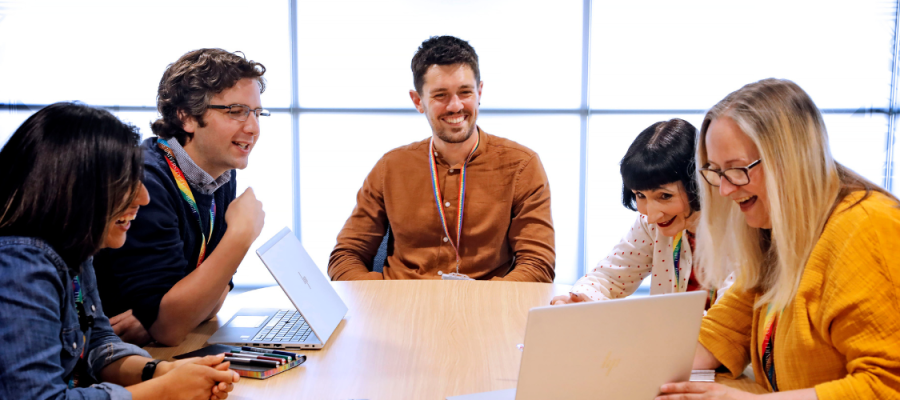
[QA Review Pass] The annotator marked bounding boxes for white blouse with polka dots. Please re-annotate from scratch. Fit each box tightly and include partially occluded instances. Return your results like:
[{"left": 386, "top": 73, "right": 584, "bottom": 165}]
[{"left": 571, "top": 214, "right": 730, "bottom": 301}]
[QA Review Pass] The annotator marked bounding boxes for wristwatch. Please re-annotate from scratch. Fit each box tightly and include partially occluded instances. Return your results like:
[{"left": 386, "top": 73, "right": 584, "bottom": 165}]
[{"left": 141, "top": 359, "right": 163, "bottom": 381}]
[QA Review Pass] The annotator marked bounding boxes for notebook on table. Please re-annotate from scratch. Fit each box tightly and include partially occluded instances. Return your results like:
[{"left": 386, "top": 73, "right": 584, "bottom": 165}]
[
  {"left": 207, "top": 227, "right": 348, "bottom": 350},
  {"left": 174, "top": 343, "right": 307, "bottom": 379}
]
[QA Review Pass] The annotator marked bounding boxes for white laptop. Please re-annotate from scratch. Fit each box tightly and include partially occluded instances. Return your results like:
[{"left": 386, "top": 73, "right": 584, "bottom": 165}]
[
  {"left": 447, "top": 291, "right": 707, "bottom": 400},
  {"left": 208, "top": 227, "right": 349, "bottom": 349}
]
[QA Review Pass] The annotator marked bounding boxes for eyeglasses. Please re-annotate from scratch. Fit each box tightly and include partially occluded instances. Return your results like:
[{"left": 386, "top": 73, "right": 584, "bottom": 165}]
[
  {"left": 699, "top": 159, "right": 762, "bottom": 187},
  {"left": 208, "top": 104, "right": 270, "bottom": 122}
]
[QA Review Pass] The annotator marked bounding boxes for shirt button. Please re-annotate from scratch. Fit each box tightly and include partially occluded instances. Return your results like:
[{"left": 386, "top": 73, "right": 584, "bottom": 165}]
[
  {"left": 91, "top": 305, "right": 96, "bottom": 312},
  {"left": 444, "top": 202, "right": 451, "bottom": 207},
  {"left": 434, "top": 152, "right": 439, "bottom": 156},
  {"left": 443, "top": 237, "right": 449, "bottom": 243},
  {"left": 449, "top": 169, "right": 455, "bottom": 173},
  {"left": 72, "top": 342, "right": 77, "bottom": 349}
]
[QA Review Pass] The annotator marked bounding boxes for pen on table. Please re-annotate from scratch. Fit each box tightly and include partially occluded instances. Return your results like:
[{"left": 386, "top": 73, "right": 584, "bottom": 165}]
[
  {"left": 241, "top": 346, "right": 297, "bottom": 360},
  {"left": 224, "top": 357, "right": 281, "bottom": 368},
  {"left": 224, "top": 352, "right": 284, "bottom": 364}
]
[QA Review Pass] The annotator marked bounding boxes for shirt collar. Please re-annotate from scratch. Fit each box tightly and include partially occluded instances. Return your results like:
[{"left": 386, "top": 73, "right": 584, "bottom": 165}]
[
  {"left": 165, "top": 139, "right": 232, "bottom": 195},
  {"left": 433, "top": 127, "right": 487, "bottom": 168}
]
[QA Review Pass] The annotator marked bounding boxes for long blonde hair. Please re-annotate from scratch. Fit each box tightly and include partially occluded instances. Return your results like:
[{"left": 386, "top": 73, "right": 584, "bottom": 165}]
[{"left": 694, "top": 78, "right": 883, "bottom": 309}]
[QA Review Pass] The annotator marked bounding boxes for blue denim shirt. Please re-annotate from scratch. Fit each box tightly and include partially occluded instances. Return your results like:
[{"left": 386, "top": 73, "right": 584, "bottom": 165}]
[{"left": 0, "top": 237, "right": 151, "bottom": 399}]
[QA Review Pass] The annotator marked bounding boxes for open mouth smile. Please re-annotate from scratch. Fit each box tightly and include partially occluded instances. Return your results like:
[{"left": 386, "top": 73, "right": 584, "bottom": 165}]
[
  {"left": 442, "top": 114, "right": 467, "bottom": 125},
  {"left": 657, "top": 215, "right": 677, "bottom": 228},
  {"left": 735, "top": 195, "right": 757, "bottom": 212},
  {"left": 232, "top": 141, "right": 251, "bottom": 151}
]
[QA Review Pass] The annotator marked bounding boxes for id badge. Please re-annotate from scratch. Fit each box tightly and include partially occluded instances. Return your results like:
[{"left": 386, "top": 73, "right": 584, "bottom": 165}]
[{"left": 439, "top": 271, "right": 474, "bottom": 280}]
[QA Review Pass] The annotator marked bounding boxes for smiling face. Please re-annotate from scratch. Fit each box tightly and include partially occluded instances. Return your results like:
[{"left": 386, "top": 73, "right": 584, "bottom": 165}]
[
  {"left": 704, "top": 116, "right": 771, "bottom": 229},
  {"left": 101, "top": 182, "right": 150, "bottom": 249},
  {"left": 410, "top": 63, "right": 482, "bottom": 144},
  {"left": 632, "top": 181, "right": 698, "bottom": 237},
  {"left": 182, "top": 77, "right": 262, "bottom": 178}
]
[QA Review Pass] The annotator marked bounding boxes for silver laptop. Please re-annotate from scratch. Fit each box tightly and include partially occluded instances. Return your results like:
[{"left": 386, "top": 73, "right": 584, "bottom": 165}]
[
  {"left": 208, "top": 227, "right": 349, "bottom": 349},
  {"left": 448, "top": 291, "right": 707, "bottom": 400}
]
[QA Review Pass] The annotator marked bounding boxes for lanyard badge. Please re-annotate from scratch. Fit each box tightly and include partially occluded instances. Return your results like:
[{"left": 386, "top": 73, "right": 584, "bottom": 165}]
[
  {"left": 429, "top": 135, "right": 479, "bottom": 280},
  {"left": 158, "top": 139, "right": 216, "bottom": 269}
]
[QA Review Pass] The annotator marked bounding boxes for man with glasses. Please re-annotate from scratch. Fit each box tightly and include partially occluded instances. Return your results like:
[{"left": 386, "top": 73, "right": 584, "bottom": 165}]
[{"left": 94, "top": 49, "right": 267, "bottom": 346}]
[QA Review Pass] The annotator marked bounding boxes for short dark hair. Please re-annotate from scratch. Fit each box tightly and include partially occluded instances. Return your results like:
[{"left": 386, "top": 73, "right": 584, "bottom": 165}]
[
  {"left": 0, "top": 102, "right": 143, "bottom": 271},
  {"left": 620, "top": 118, "right": 700, "bottom": 212},
  {"left": 152, "top": 48, "right": 266, "bottom": 145},
  {"left": 411, "top": 36, "right": 480, "bottom": 94}
]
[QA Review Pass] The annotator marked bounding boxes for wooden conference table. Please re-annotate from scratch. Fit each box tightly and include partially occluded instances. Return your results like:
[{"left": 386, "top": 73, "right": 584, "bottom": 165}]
[{"left": 145, "top": 281, "right": 767, "bottom": 399}]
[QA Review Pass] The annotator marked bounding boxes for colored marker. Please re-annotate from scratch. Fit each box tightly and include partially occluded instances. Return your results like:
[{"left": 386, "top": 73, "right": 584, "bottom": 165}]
[
  {"left": 224, "top": 357, "right": 280, "bottom": 368},
  {"left": 241, "top": 346, "right": 298, "bottom": 360},
  {"left": 225, "top": 352, "right": 283, "bottom": 365},
  {"left": 231, "top": 349, "right": 292, "bottom": 362}
]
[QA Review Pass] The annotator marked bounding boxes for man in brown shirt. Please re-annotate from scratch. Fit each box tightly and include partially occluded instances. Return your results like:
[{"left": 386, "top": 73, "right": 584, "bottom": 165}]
[{"left": 328, "top": 36, "right": 555, "bottom": 282}]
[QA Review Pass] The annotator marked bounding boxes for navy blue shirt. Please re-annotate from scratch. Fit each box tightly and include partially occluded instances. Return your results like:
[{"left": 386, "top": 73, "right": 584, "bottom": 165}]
[{"left": 94, "top": 138, "right": 236, "bottom": 330}]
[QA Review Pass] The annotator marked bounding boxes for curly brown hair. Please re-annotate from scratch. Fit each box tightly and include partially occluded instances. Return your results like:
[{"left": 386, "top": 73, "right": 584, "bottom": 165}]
[{"left": 152, "top": 48, "right": 266, "bottom": 145}]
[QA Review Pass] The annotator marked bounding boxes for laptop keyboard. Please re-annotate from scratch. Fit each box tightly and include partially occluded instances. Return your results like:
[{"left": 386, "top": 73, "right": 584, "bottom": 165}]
[{"left": 252, "top": 310, "right": 312, "bottom": 342}]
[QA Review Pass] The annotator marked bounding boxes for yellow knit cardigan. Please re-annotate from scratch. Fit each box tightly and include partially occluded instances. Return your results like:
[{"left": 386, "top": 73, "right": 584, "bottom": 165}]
[{"left": 699, "top": 191, "right": 900, "bottom": 399}]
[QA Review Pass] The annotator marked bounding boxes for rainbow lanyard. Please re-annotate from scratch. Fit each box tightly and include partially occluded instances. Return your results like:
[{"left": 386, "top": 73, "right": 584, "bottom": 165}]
[
  {"left": 676, "top": 231, "right": 718, "bottom": 307},
  {"left": 429, "top": 135, "right": 480, "bottom": 274},
  {"left": 158, "top": 139, "right": 216, "bottom": 269},
  {"left": 761, "top": 304, "right": 782, "bottom": 391},
  {"left": 672, "top": 231, "right": 684, "bottom": 292},
  {"left": 67, "top": 277, "right": 86, "bottom": 389}
]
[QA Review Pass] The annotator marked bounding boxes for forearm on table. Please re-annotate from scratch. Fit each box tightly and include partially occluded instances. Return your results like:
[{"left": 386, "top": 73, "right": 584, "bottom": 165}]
[
  {"left": 759, "top": 389, "right": 817, "bottom": 399},
  {"left": 205, "top": 286, "right": 229, "bottom": 320},
  {"left": 502, "top": 257, "right": 554, "bottom": 282},
  {"left": 327, "top": 255, "right": 367, "bottom": 280},
  {"left": 151, "top": 230, "right": 250, "bottom": 346},
  {"left": 98, "top": 355, "right": 154, "bottom": 387},
  {"left": 127, "top": 380, "right": 167, "bottom": 400},
  {"left": 692, "top": 342, "right": 722, "bottom": 370},
  {"left": 327, "top": 210, "right": 386, "bottom": 281}
]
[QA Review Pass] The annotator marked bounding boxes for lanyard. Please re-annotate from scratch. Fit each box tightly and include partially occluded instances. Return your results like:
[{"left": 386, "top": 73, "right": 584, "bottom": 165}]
[
  {"left": 672, "top": 231, "right": 684, "bottom": 292},
  {"left": 158, "top": 139, "right": 216, "bottom": 269},
  {"left": 68, "top": 276, "right": 86, "bottom": 389},
  {"left": 429, "top": 135, "right": 480, "bottom": 274},
  {"left": 761, "top": 304, "right": 782, "bottom": 391},
  {"left": 676, "top": 230, "right": 719, "bottom": 308}
]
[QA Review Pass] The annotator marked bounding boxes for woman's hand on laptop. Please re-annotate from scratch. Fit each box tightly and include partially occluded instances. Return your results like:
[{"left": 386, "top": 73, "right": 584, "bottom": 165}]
[
  {"left": 656, "top": 382, "right": 756, "bottom": 400},
  {"left": 550, "top": 292, "right": 590, "bottom": 305}
]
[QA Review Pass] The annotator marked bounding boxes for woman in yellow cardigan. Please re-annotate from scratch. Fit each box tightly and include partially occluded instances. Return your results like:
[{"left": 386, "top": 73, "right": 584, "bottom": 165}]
[{"left": 657, "top": 78, "right": 900, "bottom": 399}]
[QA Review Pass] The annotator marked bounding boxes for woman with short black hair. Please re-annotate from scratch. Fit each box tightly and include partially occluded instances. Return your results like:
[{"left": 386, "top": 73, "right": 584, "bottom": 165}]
[
  {"left": 0, "top": 102, "right": 238, "bottom": 399},
  {"left": 553, "top": 118, "right": 727, "bottom": 306}
]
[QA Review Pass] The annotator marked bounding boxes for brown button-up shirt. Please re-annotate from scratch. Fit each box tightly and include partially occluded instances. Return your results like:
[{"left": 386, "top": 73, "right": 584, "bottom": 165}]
[{"left": 328, "top": 128, "right": 555, "bottom": 282}]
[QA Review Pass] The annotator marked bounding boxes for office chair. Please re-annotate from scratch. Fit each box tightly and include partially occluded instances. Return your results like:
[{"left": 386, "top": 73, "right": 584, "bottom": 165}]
[{"left": 369, "top": 225, "right": 391, "bottom": 273}]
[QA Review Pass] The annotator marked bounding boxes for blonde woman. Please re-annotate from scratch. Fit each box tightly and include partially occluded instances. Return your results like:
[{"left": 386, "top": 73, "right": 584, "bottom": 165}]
[
  {"left": 552, "top": 119, "right": 727, "bottom": 307},
  {"left": 657, "top": 79, "right": 900, "bottom": 399}
]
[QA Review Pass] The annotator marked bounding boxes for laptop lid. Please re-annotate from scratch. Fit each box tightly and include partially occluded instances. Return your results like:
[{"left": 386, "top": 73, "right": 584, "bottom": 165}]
[
  {"left": 256, "top": 227, "right": 348, "bottom": 345},
  {"left": 515, "top": 291, "right": 707, "bottom": 400}
]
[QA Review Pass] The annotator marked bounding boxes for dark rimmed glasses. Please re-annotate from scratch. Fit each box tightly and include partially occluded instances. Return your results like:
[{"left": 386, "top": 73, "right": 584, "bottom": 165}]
[
  {"left": 699, "top": 159, "right": 761, "bottom": 187},
  {"left": 208, "top": 104, "right": 270, "bottom": 122}
]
